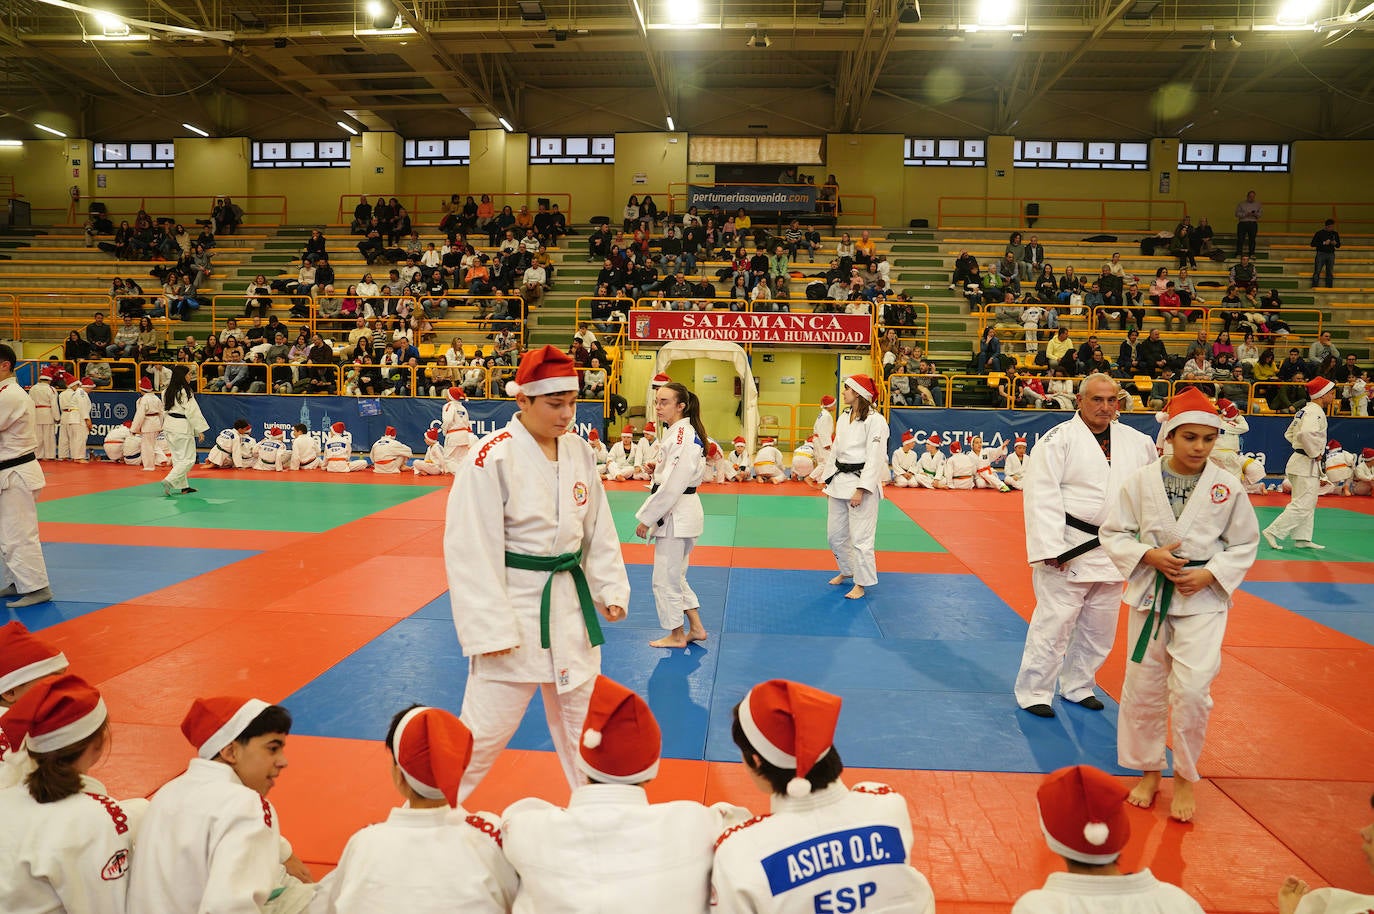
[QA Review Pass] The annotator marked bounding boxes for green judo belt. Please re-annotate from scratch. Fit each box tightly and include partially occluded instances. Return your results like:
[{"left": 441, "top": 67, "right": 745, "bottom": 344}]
[
  {"left": 1131, "top": 560, "right": 1207, "bottom": 663},
  {"left": 504, "top": 550, "right": 604, "bottom": 650}
]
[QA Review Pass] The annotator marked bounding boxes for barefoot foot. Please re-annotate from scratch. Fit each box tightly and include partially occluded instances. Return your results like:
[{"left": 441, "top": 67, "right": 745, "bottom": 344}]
[
  {"left": 649, "top": 632, "right": 690, "bottom": 649},
  {"left": 828, "top": 574, "right": 851, "bottom": 586},
  {"left": 687, "top": 627, "right": 708, "bottom": 643},
  {"left": 1170, "top": 779, "right": 1197, "bottom": 822},
  {"left": 844, "top": 585, "right": 866, "bottom": 600},
  {"left": 1127, "top": 772, "right": 1161, "bottom": 809}
]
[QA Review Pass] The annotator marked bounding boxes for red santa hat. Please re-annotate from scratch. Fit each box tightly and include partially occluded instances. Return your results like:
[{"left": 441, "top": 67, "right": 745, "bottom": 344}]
[
  {"left": 269, "top": 427, "right": 284, "bottom": 438},
  {"left": 1036, "top": 765, "right": 1131, "bottom": 865},
  {"left": 820, "top": 395, "right": 836, "bottom": 408},
  {"left": 760, "top": 435, "right": 776, "bottom": 445},
  {"left": 506, "top": 344, "right": 580, "bottom": 398},
  {"left": 651, "top": 373, "right": 671, "bottom": 388},
  {"left": 391, "top": 707, "right": 472, "bottom": 806},
  {"left": 331, "top": 421, "right": 346, "bottom": 434},
  {"left": 643, "top": 421, "right": 656, "bottom": 435},
  {"left": 385, "top": 426, "right": 397, "bottom": 437},
  {"left": 66, "top": 376, "right": 81, "bottom": 389},
  {"left": 445, "top": 386, "right": 466, "bottom": 401},
  {"left": 1, "top": 674, "right": 107, "bottom": 756},
  {"left": 588, "top": 429, "right": 600, "bottom": 441},
  {"left": 1155, "top": 386, "right": 1222, "bottom": 439},
  {"left": 733, "top": 436, "right": 746, "bottom": 446},
  {"left": 843, "top": 374, "right": 878, "bottom": 401},
  {"left": 578, "top": 675, "right": 661, "bottom": 784},
  {"left": 80, "top": 376, "right": 96, "bottom": 389},
  {"left": 949, "top": 438, "right": 962, "bottom": 453},
  {"left": 927, "top": 433, "right": 942, "bottom": 446},
  {"left": 1327, "top": 439, "right": 1341, "bottom": 452},
  {"left": 139, "top": 376, "right": 153, "bottom": 391},
  {"left": 738, "top": 679, "right": 842, "bottom": 798},
  {"left": 1307, "top": 377, "right": 1335, "bottom": 399},
  {"left": 1215, "top": 398, "right": 1240, "bottom": 419},
  {"left": 181, "top": 696, "right": 272, "bottom": 760},
  {"left": 708, "top": 441, "right": 722, "bottom": 458},
  {"left": 424, "top": 428, "right": 439, "bottom": 444},
  {"left": 38, "top": 366, "right": 56, "bottom": 380},
  {"left": 0, "top": 621, "right": 68, "bottom": 696},
  {"left": 1363, "top": 448, "right": 1374, "bottom": 461},
  {"left": 122, "top": 420, "right": 132, "bottom": 428},
  {"left": 1014, "top": 434, "right": 1028, "bottom": 448},
  {"left": 620, "top": 424, "right": 634, "bottom": 438},
  {"left": 901, "top": 430, "right": 916, "bottom": 445}
]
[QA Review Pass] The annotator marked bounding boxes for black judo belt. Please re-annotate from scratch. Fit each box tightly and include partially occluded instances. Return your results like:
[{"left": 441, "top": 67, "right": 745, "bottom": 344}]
[
  {"left": 824, "top": 461, "right": 866, "bottom": 484},
  {"left": 0, "top": 452, "right": 36, "bottom": 471},
  {"left": 168, "top": 411, "right": 186, "bottom": 419},
  {"left": 650, "top": 484, "right": 697, "bottom": 494},
  {"left": 1055, "top": 513, "right": 1102, "bottom": 564}
]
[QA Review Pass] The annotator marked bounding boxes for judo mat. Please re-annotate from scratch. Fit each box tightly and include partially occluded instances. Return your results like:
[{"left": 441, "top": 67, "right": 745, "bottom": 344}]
[{"left": 17, "top": 464, "right": 1374, "bottom": 913}]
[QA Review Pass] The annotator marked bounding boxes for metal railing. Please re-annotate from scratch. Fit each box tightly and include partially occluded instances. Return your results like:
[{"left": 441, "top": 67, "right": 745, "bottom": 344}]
[
  {"left": 78, "top": 195, "right": 288, "bottom": 227},
  {"left": 755, "top": 401, "right": 803, "bottom": 447},
  {"left": 334, "top": 193, "right": 574, "bottom": 227},
  {"left": 1248, "top": 201, "right": 1374, "bottom": 234},
  {"left": 938, "top": 196, "right": 1190, "bottom": 233},
  {"left": 0, "top": 293, "right": 15, "bottom": 340}
]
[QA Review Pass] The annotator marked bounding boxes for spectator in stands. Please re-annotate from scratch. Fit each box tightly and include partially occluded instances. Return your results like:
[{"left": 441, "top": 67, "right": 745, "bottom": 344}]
[
  {"left": 853, "top": 230, "right": 876, "bottom": 267},
  {"left": 1117, "top": 328, "right": 1143, "bottom": 376},
  {"left": 1056, "top": 266, "right": 1083, "bottom": 308},
  {"left": 316, "top": 286, "right": 342, "bottom": 326},
  {"left": 1309, "top": 218, "right": 1341, "bottom": 288},
  {"left": 1138, "top": 327, "right": 1171, "bottom": 376},
  {"left": 1181, "top": 347, "right": 1212, "bottom": 382},
  {"left": 1046, "top": 327, "right": 1074, "bottom": 369},
  {"left": 482, "top": 205, "right": 512, "bottom": 248},
  {"left": 977, "top": 326, "right": 1002, "bottom": 372},
  {"left": 784, "top": 220, "right": 819, "bottom": 264},
  {"left": 288, "top": 260, "right": 316, "bottom": 305},
  {"left": 998, "top": 252, "right": 1022, "bottom": 297},
  {"left": 85, "top": 311, "right": 112, "bottom": 354},
  {"left": 1229, "top": 253, "right": 1259, "bottom": 294},
  {"left": 1158, "top": 281, "right": 1185, "bottom": 331},
  {"left": 357, "top": 219, "right": 385, "bottom": 264},
  {"left": 1212, "top": 331, "right": 1235, "bottom": 363},
  {"left": 62, "top": 330, "right": 89, "bottom": 365},
  {"left": 137, "top": 316, "right": 161, "bottom": 361},
  {"left": 521, "top": 257, "right": 547, "bottom": 311},
  {"left": 1020, "top": 234, "right": 1046, "bottom": 280},
  {"left": 1234, "top": 329, "right": 1260, "bottom": 366},
  {"left": 1170, "top": 223, "right": 1197, "bottom": 268},
  {"left": 1277, "top": 347, "right": 1307, "bottom": 384},
  {"left": 212, "top": 196, "right": 242, "bottom": 235},
  {"left": 589, "top": 223, "right": 614, "bottom": 262},
  {"left": 243, "top": 275, "right": 271, "bottom": 319},
  {"left": 1309, "top": 330, "right": 1339, "bottom": 365},
  {"left": 1034, "top": 264, "right": 1058, "bottom": 308},
  {"left": 349, "top": 196, "right": 372, "bottom": 234},
  {"left": 1212, "top": 284, "right": 1242, "bottom": 334},
  {"left": 1235, "top": 190, "right": 1261, "bottom": 257},
  {"left": 422, "top": 269, "right": 450, "bottom": 321}
]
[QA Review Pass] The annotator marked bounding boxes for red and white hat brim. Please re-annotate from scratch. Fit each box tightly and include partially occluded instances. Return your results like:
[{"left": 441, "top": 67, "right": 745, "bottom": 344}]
[
  {"left": 392, "top": 707, "right": 447, "bottom": 801},
  {"left": 27, "top": 697, "right": 107, "bottom": 755},
  {"left": 576, "top": 750, "right": 661, "bottom": 785},
  {"left": 738, "top": 691, "right": 797, "bottom": 769},
  {"left": 1309, "top": 379, "right": 1335, "bottom": 399},
  {"left": 0, "top": 651, "right": 68, "bottom": 696},
  {"left": 197, "top": 698, "right": 270, "bottom": 760},
  {"left": 1158, "top": 409, "right": 1223, "bottom": 439},
  {"left": 1037, "top": 810, "right": 1121, "bottom": 866},
  {"left": 508, "top": 375, "right": 580, "bottom": 398},
  {"left": 843, "top": 377, "right": 874, "bottom": 400}
]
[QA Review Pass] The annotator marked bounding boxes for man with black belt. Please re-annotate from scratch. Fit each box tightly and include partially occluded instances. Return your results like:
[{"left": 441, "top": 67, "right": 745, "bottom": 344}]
[
  {"left": 1013, "top": 373, "right": 1156, "bottom": 718},
  {"left": 0, "top": 343, "right": 53, "bottom": 608}
]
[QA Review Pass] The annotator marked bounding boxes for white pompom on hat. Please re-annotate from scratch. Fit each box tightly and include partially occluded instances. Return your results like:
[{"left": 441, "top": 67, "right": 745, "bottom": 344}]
[
  {"left": 577, "top": 675, "right": 661, "bottom": 784},
  {"left": 738, "top": 679, "right": 842, "bottom": 798},
  {"left": 1035, "top": 764, "right": 1130, "bottom": 865}
]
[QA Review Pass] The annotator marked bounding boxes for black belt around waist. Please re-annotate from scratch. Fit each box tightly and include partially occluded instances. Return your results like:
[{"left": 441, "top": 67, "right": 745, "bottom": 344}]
[
  {"left": 0, "top": 452, "right": 37, "bottom": 471},
  {"left": 168, "top": 412, "right": 186, "bottom": 419},
  {"left": 824, "top": 461, "right": 866, "bottom": 484},
  {"left": 650, "top": 483, "right": 697, "bottom": 494},
  {"left": 1056, "top": 513, "right": 1102, "bottom": 564}
]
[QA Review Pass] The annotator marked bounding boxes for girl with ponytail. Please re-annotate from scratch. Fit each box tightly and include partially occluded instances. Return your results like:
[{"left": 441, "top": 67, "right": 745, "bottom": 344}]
[{"left": 634, "top": 381, "right": 710, "bottom": 648}]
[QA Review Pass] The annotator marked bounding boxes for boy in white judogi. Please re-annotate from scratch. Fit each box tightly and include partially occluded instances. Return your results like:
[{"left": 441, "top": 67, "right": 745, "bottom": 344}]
[
  {"left": 1013, "top": 765, "right": 1204, "bottom": 914},
  {"left": 942, "top": 438, "right": 976, "bottom": 489},
  {"left": 27, "top": 375, "right": 56, "bottom": 460},
  {"left": 442, "top": 387, "right": 474, "bottom": 468},
  {"left": 290, "top": 424, "right": 323, "bottom": 470},
  {"left": 586, "top": 429, "right": 608, "bottom": 474},
  {"left": 1353, "top": 448, "right": 1374, "bottom": 496},
  {"left": 412, "top": 429, "right": 450, "bottom": 476},
  {"left": 753, "top": 436, "right": 786, "bottom": 484},
  {"left": 503, "top": 676, "right": 722, "bottom": 914},
  {"left": 1264, "top": 377, "right": 1338, "bottom": 550},
  {"left": 632, "top": 422, "right": 659, "bottom": 481},
  {"left": 309, "top": 707, "right": 516, "bottom": 914},
  {"left": 205, "top": 420, "right": 256, "bottom": 469},
  {"left": 703, "top": 439, "right": 732, "bottom": 484},
  {"left": 811, "top": 395, "right": 836, "bottom": 478},
  {"left": 890, "top": 430, "right": 922, "bottom": 487},
  {"left": 1211, "top": 398, "right": 1249, "bottom": 479},
  {"left": 790, "top": 436, "right": 816, "bottom": 481},
  {"left": 914, "top": 433, "right": 945, "bottom": 489},
  {"left": 970, "top": 434, "right": 1011, "bottom": 491},
  {"left": 325, "top": 421, "right": 369, "bottom": 472},
  {"left": 370, "top": 426, "right": 412, "bottom": 474},
  {"left": 103, "top": 421, "right": 130, "bottom": 462},
  {"left": 122, "top": 427, "right": 144, "bottom": 466},
  {"left": 154, "top": 431, "right": 174, "bottom": 466},
  {"left": 128, "top": 376, "right": 165, "bottom": 471},
  {"left": 602, "top": 426, "right": 637, "bottom": 481},
  {"left": 1101, "top": 387, "right": 1258, "bottom": 823},
  {"left": 253, "top": 428, "right": 289, "bottom": 471},
  {"left": 1321, "top": 440, "right": 1355, "bottom": 496},
  {"left": 1240, "top": 453, "right": 1269, "bottom": 494},
  {"left": 1003, "top": 435, "right": 1030, "bottom": 490},
  {"left": 728, "top": 435, "right": 752, "bottom": 482},
  {"left": 56, "top": 377, "right": 93, "bottom": 462}
]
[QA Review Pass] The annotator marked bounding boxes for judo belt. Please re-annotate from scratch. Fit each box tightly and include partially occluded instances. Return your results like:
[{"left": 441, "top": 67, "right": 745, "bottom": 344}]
[
  {"left": 952, "top": 474, "right": 972, "bottom": 480},
  {"left": 922, "top": 468, "right": 937, "bottom": 475},
  {"left": 1055, "top": 514, "right": 1102, "bottom": 565},
  {"left": 650, "top": 484, "right": 697, "bottom": 494},
  {"left": 824, "top": 461, "right": 866, "bottom": 484},
  {"left": 1132, "top": 561, "right": 1208, "bottom": 663},
  {"left": 504, "top": 550, "right": 604, "bottom": 650},
  {"left": 168, "top": 412, "right": 186, "bottom": 419},
  {"left": 0, "top": 452, "right": 36, "bottom": 471}
]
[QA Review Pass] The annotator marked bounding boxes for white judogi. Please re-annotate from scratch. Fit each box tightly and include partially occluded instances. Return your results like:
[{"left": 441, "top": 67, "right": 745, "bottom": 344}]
[
  {"left": 1322, "top": 446, "right": 1354, "bottom": 494},
  {"left": 308, "top": 806, "right": 516, "bottom": 914},
  {"left": 129, "top": 390, "right": 165, "bottom": 470},
  {"left": 206, "top": 428, "right": 250, "bottom": 469},
  {"left": 588, "top": 438, "right": 609, "bottom": 473},
  {"left": 636, "top": 417, "right": 705, "bottom": 631},
  {"left": 325, "top": 432, "right": 368, "bottom": 472},
  {"left": 728, "top": 446, "right": 752, "bottom": 482},
  {"left": 632, "top": 435, "right": 660, "bottom": 481},
  {"left": 161, "top": 391, "right": 209, "bottom": 492},
  {"left": 1353, "top": 457, "right": 1374, "bottom": 496},
  {"left": 128, "top": 758, "right": 313, "bottom": 914},
  {"left": 711, "top": 783, "right": 935, "bottom": 914},
  {"left": 0, "top": 775, "right": 137, "bottom": 914},
  {"left": 1296, "top": 888, "right": 1374, "bottom": 914},
  {"left": 603, "top": 440, "right": 636, "bottom": 480},
  {"left": 444, "top": 415, "right": 630, "bottom": 801},
  {"left": 412, "top": 441, "right": 450, "bottom": 476},
  {"left": 1012, "top": 869, "right": 1204, "bottom": 914},
  {"left": 942, "top": 450, "right": 976, "bottom": 489},
  {"left": 1101, "top": 460, "right": 1258, "bottom": 782},
  {"left": 818, "top": 409, "right": 889, "bottom": 588},
  {"left": 153, "top": 431, "right": 173, "bottom": 466},
  {"left": 754, "top": 442, "right": 787, "bottom": 483},
  {"left": 103, "top": 423, "right": 129, "bottom": 461},
  {"left": 790, "top": 441, "right": 816, "bottom": 480},
  {"left": 914, "top": 447, "right": 945, "bottom": 489},
  {"left": 1004, "top": 448, "right": 1030, "bottom": 490},
  {"left": 28, "top": 379, "right": 57, "bottom": 460},
  {"left": 0, "top": 376, "right": 48, "bottom": 597},
  {"left": 890, "top": 443, "right": 921, "bottom": 487},
  {"left": 122, "top": 431, "right": 143, "bottom": 466},
  {"left": 290, "top": 434, "right": 323, "bottom": 470},
  {"left": 57, "top": 386, "right": 91, "bottom": 461},
  {"left": 1211, "top": 412, "right": 1249, "bottom": 479},
  {"left": 1013, "top": 414, "right": 1157, "bottom": 710},
  {"left": 1264, "top": 402, "right": 1327, "bottom": 544},
  {"left": 254, "top": 437, "right": 289, "bottom": 471},
  {"left": 369, "top": 435, "right": 412, "bottom": 474},
  {"left": 811, "top": 406, "right": 835, "bottom": 480},
  {"left": 1352, "top": 378, "right": 1368, "bottom": 417},
  {"left": 1241, "top": 455, "right": 1268, "bottom": 494},
  {"left": 442, "top": 399, "right": 473, "bottom": 467},
  {"left": 971, "top": 442, "right": 1009, "bottom": 490},
  {"left": 503, "top": 785, "right": 719, "bottom": 914}
]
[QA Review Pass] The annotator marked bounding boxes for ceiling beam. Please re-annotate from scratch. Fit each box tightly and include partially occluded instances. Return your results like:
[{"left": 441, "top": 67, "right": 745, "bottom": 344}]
[{"left": 390, "top": 1, "right": 503, "bottom": 121}]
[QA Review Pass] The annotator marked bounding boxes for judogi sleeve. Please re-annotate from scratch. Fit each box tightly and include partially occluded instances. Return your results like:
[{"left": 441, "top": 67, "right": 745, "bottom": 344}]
[
  {"left": 636, "top": 433, "right": 700, "bottom": 529},
  {"left": 1296, "top": 406, "right": 1325, "bottom": 458},
  {"left": 1203, "top": 481, "right": 1258, "bottom": 596},
  {"left": 445, "top": 442, "right": 518, "bottom": 655},
  {"left": 202, "top": 796, "right": 283, "bottom": 914},
  {"left": 1022, "top": 428, "right": 1070, "bottom": 563},
  {"left": 1100, "top": 468, "right": 1151, "bottom": 579},
  {"left": 180, "top": 394, "right": 210, "bottom": 436},
  {"left": 857, "top": 416, "right": 889, "bottom": 494}
]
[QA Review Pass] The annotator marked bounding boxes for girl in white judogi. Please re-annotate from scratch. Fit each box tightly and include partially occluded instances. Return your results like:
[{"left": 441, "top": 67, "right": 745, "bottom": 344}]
[
  {"left": 890, "top": 431, "right": 921, "bottom": 487},
  {"left": 585, "top": 429, "right": 608, "bottom": 474},
  {"left": 602, "top": 427, "right": 637, "bottom": 481},
  {"left": 103, "top": 422, "right": 129, "bottom": 462},
  {"left": 57, "top": 377, "right": 93, "bottom": 461},
  {"left": 441, "top": 387, "right": 473, "bottom": 468},
  {"left": 309, "top": 707, "right": 516, "bottom": 914},
  {"left": 635, "top": 382, "right": 708, "bottom": 649},
  {"left": 369, "top": 426, "right": 412, "bottom": 474},
  {"left": 27, "top": 376, "right": 56, "bottom": 460},
  {"left": 1321, "top": 440, "right": 1355, "bottom": 496},
  {"left": 631, "top": 422, "right": 659, "bottom": 481},
  {"left": 325, "top": 422, "right": 368, "bottom": 472},
  {"left": 970, "top": 435, "right": 1010, "bottom": 491},
  {"left": 752, "top": 436, "right": 787, "bottom": 483},
  {"left": 942, "top": 438, "right": 976, "bottom": 489},
  {"left": 817, "top": 375, "right": 888, "bottom": 599},
  {"left": 1351, "top": 369, "right": 1368, "bottom": 417},
  {"left": 1209, "top": 397, "right": 1249, "bottom": 479},
  {"left": 411, "top": 429, "right": 450, "bottom": 476},
  {"left": 444, "top": 346, "right": 629, "bottom": 801},
  {"left": 810, "top": 395, "right": 835, "bottom": 482},
  {"left": 1003, "top": 435, "right": 1030, "bottom": 490},
  {"left": 253, "top": 429, "right": 290, "bottom": 471},
  {"left": 1101, "top": 387, "right": 1258, "bottom": 823},
  {"left": 128, "top": 376, "right": 164, "bottom": 471},
  {"left": 703, "top": 439, "right": 732, "bottom": 484},
  {"left": 914, "top": 433, "right": 946, "bottom": 489},
  {"left": 789, "top": 437, "right": 816, "bottom": 481},
  {"left": 1353, "top": 449, "right": 1374, "bottom": 496}
]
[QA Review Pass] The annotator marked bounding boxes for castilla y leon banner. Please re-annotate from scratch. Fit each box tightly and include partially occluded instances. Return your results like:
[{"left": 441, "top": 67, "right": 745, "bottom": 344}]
[
  {"left": 686, "top": 184, "right": 818, "bottom": 212},
  {"left": 629, "top": 310, "right": 873, "bottom": 345}
]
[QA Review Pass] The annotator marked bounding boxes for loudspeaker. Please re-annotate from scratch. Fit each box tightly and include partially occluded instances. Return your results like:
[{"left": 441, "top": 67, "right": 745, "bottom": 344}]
[{"left": 897, "top": 0, "right": 921, "bottom": 23}]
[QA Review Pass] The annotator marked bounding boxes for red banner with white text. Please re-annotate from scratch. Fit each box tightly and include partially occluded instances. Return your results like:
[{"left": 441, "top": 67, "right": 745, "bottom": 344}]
[{"left": 627, "top": 310, "right": 873, "bottom": 345}]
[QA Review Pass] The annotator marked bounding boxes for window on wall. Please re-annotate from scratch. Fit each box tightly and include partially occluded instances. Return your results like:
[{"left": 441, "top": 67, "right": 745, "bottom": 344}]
[
  {"left": 93, "top": 142, "right": 175, "bottom": 169},
  {"left": 904, "top": 138, "right": 985, "bottom": 167},
  {"left": 1014, "top": 140, "right": 1149, "bottom": 170},
  {"left": 527, "top": 136, "right": 615, "bottom": 164},
  {"left": 1178, "top": 142, "right": 1290, "bottom": 172},
  {"left": 688, "top": 136, "right": 825, "bottom": 164},
  {"left": 250, "top": 140, "right": 350, "bottom": 169},
  {"left": 404, "top": 138, "right": 471, "bottom": 166}
]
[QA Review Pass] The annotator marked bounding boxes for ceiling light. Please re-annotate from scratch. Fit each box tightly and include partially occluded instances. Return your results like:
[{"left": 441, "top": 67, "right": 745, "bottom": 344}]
[
  {"left": 670, "top": 0, "right": 700, "bottom": 24},
  {"left": 182, "top": 122, "right": 210, "bottom": 137},
  {"left": 977, "top": 0, "right": 1014, "bottom": 25},
  {"left": 819, "top": 0, "right": 845, "bottom": 19},
  {"left": 517, "top": 0, "right": 546, "bottom": 21},
  {"left": 34, "top": 123, "right": 67, "bottom": 138},
  {"left": 337, "top": 121, "right": 359, "bottom": 135},
  {"left": 666, "top": 115, "right": 675, "bottom": 131},
  {"left": 94, "top": 10, "right": 129, "bottom": 36},
  {"left": 897, "top": 0, "right": 921, "bottom": 22},
  {"left": 498, "top": 116, "right": 514, "bottom": 132},
  {"left": 1276, "top": 0, "right": 1319, "bottom": 24},
  {"left": 0, "top": 140, "right": 23, "bottom": 147},
  {"left": 747, "top": 30, "right": 771, "bottom": 48},
  {"left": 364, "top": 0, "right": 398, "bottom": 29}
]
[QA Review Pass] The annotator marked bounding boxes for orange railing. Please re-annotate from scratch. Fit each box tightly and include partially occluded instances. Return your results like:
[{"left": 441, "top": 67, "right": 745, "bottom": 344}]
[
  {"left": 938, "top": 197, "right": 1189, "bottom": 233},
  {"left": 0, "top": 176, "right": 16, "bottom": 199},
  {"left": 1247, "top": 201, "right": 1374, "bottom": 234},
  {"left": 0, "top": 293, "right": 16, "bottom": 339},
  {"left": 334, "top": 193, "right": 574, "bottom": 228},
  {"left": 77, "top": 195, "right": 288, "bottom": 228}
]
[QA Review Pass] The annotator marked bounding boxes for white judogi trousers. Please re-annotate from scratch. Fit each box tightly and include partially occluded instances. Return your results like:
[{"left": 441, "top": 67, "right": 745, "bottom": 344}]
[
  {"left": 139, "top": 432, "right": 159, "bottom": 470},
  {"left": 651, "top": 535, "right": 698, "bottom": 630},
  {"left": 58, "top": 422, "right": 85, "bottom": 461},
  {"left": 458, "top": 677, "right": 594, "bottom": 803},
  {"left": 0, "top": 475, "right": 48, "bottom": 593},
  {"left": 1118, "top": 608, "right": 1227, "bottom": 782},
  {"left": 1265, "top": 473, "right": 1319, "bottom": 543},
  {"left": 163, "top": 428, "right": 197, "bottom": 490},
  {"left": 35, "top": 425, "right": 56, "bottom": 460},
  {"left": 1014, "top": 564, "right": 1121, "bottom": 707},
  {"left": 912, "top": 471, "right": 940, "bottom": 489},
  {"left": 827, "top": 494, "right": 879, "bottom": 587}
]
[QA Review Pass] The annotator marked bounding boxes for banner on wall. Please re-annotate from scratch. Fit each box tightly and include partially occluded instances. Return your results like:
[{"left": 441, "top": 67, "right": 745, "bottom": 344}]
[
  {"left": 85, "top": 393, "right": 604, "bottom": 455},
  {"left": 686, "top": 184, "right": 817, "bottom": 213},
  {"left": 628, "top": 311, "right": 872, "bottom": 346}
]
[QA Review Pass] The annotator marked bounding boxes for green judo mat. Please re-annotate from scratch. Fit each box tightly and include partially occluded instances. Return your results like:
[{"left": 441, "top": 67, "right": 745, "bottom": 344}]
[
  {"left": 38, "top": 480, "right": 432, "bottom": 533},
  {"left": 1253, "top": 505, "right": 1374, "bottom": 563},
  {"left": 605, "top": 491, "right": 945, "bottom": 552}
]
